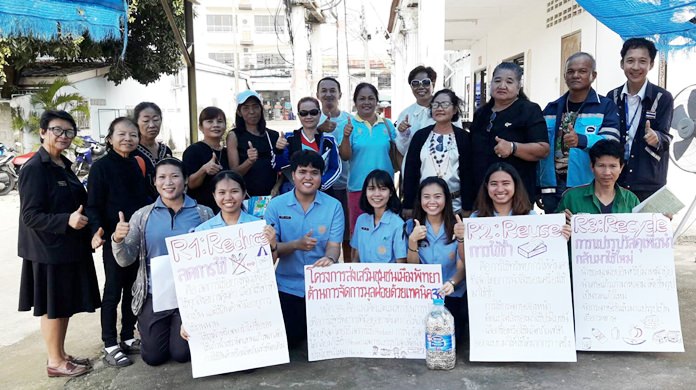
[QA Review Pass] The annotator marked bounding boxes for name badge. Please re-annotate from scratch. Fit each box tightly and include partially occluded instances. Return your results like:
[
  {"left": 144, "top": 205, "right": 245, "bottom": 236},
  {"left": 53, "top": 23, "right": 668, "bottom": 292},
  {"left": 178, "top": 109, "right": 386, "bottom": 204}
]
[
  {"left": 361, "top": 226, "right": 370, "bottom": 231},
  {"left": 646, "top": 111, "right": 656, "bottom": 119},
  {"left": 279, "top": 215, "right": 292, "bottom": 220},
  {"left": 57, "top": 180, "right": 68, "bottom": 187}
]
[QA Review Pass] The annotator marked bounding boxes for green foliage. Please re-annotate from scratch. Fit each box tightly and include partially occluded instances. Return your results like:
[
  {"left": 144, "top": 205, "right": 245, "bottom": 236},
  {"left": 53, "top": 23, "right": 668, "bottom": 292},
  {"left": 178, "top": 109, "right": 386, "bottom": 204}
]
[
  {"left": 11, "top": 77, "right": 89, "bottom": 135},
  {"left": 0, "top": 0, "right": 185, "bottom": 95}
]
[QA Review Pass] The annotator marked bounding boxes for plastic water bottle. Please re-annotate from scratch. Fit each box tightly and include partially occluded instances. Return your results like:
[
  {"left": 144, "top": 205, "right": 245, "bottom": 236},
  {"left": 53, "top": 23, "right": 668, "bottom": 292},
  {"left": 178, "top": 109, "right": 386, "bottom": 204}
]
[{"left": 425, "top": 297, "right": 456, "bottom": 370}]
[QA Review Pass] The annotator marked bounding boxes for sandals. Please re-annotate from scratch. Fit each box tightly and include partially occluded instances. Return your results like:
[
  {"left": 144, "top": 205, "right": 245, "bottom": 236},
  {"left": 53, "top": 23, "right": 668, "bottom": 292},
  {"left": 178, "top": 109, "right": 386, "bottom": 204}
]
[
  {"left": 103, "top": 347, "right": 133, "bottom": 367},
  {"left": 67, "top": 355, "right": 92, "bottom": 368},
  {"left": 119, "top": 339, "right": 141, "bottom": 355}
]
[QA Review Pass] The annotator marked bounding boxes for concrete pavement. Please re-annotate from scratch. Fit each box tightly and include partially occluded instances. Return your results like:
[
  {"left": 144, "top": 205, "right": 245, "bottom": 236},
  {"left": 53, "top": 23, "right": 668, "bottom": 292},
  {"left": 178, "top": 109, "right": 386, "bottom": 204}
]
[{"left": 2, "top": 190, "right": 696, "bottom": 390}]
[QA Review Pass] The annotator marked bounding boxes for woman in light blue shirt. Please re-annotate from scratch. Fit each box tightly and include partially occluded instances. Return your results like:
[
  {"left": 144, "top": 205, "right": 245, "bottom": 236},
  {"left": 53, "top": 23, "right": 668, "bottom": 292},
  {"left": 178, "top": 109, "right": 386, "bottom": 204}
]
[
  {"left": 405, "top": 176, "right": 467, "bottom": 339},
  {"left": 350, "top": 170, "right": 407, "bottom": 263},
  {"left": 338, "top": 82, "right": 398, "bottom": 234},
  {"left": 471, "top": 162, "right": 535, "bottom": 218},
  {"left": 194, "top": 170, "right": 277, "bottom": 257}
]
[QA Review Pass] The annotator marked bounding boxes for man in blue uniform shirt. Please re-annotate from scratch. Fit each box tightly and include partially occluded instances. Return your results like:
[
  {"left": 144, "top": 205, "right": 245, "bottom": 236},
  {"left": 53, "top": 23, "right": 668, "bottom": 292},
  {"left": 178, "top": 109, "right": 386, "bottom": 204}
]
[{"left": 265, "top": 150, "right": 344, "bottom": 348}]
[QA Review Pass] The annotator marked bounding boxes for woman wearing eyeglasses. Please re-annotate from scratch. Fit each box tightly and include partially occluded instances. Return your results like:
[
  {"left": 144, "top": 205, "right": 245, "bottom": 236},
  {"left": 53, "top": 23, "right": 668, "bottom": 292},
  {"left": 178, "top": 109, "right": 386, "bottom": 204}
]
[
  {"left": 18, "top": 110, "right": 101, "bottom": 377},
  {"left": 274, "top": 96, "right": 341, "bottom": 196},
  {"left": 402, "top": 89, "right": 474, "bottom": 217},
  {"left": 339, "top": 82, "right": 398, "bottom": 234},
  {"left": 395, "top": 67, "right": 462, "bottom": 167},
  {"left": 469, "top": 62, "right": 549, "bottom": 203}
]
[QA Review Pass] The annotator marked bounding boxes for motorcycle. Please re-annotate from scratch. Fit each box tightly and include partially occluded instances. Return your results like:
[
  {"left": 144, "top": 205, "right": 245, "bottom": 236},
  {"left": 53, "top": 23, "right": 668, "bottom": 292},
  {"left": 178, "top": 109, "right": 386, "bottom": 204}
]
[
  {"left": 0, "top": 143, "right": 19, "bottom": 195},
  {"left": 72, "top": 135, "right": 106, "bottom": 179}
]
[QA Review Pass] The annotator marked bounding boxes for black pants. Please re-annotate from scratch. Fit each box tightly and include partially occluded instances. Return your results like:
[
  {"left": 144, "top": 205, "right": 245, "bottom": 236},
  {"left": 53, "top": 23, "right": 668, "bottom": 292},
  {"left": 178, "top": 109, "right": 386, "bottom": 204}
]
[
  {"left": 445, "top": 295, "right": 469, "bottom": 342},
  {"left": 137, "top": 295, "right": 190, "bottom": 366},
  {"left": 279, "top": 291, "right": 307, "bottom": 348},
  {"left": 101, "top": 241, "right": 138, "bottom": 348}
]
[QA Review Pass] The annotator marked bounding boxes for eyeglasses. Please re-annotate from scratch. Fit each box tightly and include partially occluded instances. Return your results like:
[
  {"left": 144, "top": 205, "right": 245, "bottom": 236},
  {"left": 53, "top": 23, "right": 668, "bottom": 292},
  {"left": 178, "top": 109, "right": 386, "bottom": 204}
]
[
  {"left": 410, "top": 78, "right": 432, "bottom": 88},
  {"left": 48, "top": 126, "right": 76, "bottom": 138},
  {"left": 431, "top": 101, "right": 453, "bottom": 109},
  {"left": 298, "top": 109, "right": 320, "bottom": 117},
  {"left": 486, "top": 112, "right": 497, "bottom": 132}
]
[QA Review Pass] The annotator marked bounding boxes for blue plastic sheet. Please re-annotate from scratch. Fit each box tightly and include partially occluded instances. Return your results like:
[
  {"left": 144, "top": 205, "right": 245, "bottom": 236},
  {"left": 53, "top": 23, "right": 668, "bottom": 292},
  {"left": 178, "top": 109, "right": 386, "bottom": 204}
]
[
  {"left": 0, "top": 0, "right": 126, "bottom": 41},
  {"left": 577, "top": 0, "right": 696, "bottom": 51}
]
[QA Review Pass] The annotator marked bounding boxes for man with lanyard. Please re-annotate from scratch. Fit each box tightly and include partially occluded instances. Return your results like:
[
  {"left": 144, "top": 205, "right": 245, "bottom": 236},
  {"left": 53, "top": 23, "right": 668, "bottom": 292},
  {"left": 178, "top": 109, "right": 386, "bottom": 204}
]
[
  {"left": 265, "top": 150, "right": 344, "bottom": 349},
  {"left": 316, "top": 76, "right": 354, "bottom": 261},
  {"left": 538, "top": 52, "right": 621, "bottom": 214},
  {"left": 606, "top": 38, "right": 674, "bottom": 201}
]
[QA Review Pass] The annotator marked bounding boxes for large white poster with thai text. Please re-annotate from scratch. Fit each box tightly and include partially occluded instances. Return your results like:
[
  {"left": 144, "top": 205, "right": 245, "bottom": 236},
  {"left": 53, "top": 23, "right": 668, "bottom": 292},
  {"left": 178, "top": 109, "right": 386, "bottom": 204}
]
[
  {"left": 304, "top": 263, "right": 442, "bottom": 361},
  {"left": 571, "top": 213, "right": 683, "bottom": 352},
  {"left": 465, "top": 214, "right": 576, "bottom": 362},
  {"left": 166, "top": 220, "right": 289, "bottom": 378}
]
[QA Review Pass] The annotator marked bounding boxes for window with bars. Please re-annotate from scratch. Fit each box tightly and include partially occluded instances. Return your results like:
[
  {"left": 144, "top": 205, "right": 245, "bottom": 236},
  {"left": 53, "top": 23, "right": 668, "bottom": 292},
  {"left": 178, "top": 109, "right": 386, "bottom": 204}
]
[
  {"left": 209, "top": 52, "right": 235, "bottom": 66},
  {"left": 207, "top": 14, "right": 235, "bottom": 32},
  {"left": 254, "top": 15, "right": 285, "bottom": 34},
  {"left": 256, "top": 53, "right": 286, "bottom": 67}
]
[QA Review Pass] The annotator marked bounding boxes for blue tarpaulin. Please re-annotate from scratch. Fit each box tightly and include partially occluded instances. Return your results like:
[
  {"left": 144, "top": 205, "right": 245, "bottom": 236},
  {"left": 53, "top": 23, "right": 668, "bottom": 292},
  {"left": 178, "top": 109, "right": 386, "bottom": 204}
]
[
  {"left": 0, "top": 0, "right": 126, "bottom": 41},
  {"left": 577, "top": 0, "right": 696, "bottom": 51}
]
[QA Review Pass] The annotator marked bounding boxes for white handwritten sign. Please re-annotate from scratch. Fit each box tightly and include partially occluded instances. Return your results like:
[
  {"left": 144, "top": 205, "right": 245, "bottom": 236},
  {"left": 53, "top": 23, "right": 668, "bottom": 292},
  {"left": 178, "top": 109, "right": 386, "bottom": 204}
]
[
  {"left": 165, "top": 220, "right": 289, "bottom": 378},
  {"left": 304, "top": 263, "right": 442, "bottom": 361},
  {"left": 465, "top": 214, "right": 576, "bottom": 362},
  {"left": 571, "top": 213, "right": 683, "bottom": 352}
]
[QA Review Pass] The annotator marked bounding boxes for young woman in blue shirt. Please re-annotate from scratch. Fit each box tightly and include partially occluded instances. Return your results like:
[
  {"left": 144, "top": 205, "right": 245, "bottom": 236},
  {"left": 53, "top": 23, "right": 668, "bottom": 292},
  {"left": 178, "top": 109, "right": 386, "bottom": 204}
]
[
  {"left": 350, "top": 170, "right": 407, "bottom": 263},
  {"left": 405, "top": 176, "right": 467, "bottom": 338}
]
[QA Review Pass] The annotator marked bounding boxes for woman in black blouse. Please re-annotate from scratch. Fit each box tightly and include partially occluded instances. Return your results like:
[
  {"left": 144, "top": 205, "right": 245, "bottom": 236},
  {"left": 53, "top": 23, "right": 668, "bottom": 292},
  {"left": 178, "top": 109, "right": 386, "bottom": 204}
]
[
  {"left": 226, "top": 90, "right": 281, "bottom": 196},
  {"left": 469, "top": 62, "right": 549, "bottom": 202},
  {"left": 18, "top": 110, "right": 101, "bottom": 377},
  {"left": 132, "top": 102, "right": 173, "bottom": 197}
]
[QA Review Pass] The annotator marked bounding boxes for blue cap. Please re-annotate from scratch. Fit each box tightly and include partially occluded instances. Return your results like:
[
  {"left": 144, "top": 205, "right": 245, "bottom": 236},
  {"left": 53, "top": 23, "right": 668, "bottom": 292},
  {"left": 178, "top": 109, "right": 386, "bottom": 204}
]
[{"left": 236, "top": 90, "right": 262, "bottom": 105}]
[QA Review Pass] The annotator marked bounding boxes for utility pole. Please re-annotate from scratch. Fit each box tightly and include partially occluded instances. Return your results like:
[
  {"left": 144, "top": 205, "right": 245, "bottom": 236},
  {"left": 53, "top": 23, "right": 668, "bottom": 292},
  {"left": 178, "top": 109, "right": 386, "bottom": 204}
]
[
  {"left": 290, "top": 2, "right": 310, "bottom": 108},
  {"left": 185, "top": 2, "right": 197, "bottom": 143},
  {"left": 337, "top": 0, "right": 349, "bottom": 109},
  {"left": 360, "top": 5, "right": 371, "bottom": 83}
]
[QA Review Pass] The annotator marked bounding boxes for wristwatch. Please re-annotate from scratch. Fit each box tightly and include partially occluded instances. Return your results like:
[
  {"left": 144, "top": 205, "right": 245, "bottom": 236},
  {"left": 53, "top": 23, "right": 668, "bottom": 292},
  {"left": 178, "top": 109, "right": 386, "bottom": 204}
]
[{"left": 447, "top": 280, "right": 456, "bottom": 288}]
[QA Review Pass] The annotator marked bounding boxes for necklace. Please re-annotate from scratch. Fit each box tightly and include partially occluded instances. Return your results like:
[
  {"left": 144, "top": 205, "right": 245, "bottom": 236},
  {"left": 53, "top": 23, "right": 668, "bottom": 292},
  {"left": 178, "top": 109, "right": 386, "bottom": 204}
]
[{"left": 428, "top": 132, "right": 453, "bottom": 178}]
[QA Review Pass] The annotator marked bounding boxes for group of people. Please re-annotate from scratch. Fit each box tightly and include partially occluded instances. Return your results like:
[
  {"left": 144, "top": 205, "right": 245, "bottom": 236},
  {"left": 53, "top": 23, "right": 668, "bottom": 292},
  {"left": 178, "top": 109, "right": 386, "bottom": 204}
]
[{"left": 18, "top": 37, "right": 671, "bottom": 377}]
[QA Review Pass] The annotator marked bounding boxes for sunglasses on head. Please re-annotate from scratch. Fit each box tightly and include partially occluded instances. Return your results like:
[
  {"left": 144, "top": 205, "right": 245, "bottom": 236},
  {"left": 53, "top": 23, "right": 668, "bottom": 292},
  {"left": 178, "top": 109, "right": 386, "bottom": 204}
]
[
  {"left": 298, "top": 109, "right": 320, "bottom": 117},
  {"left": 410, "top": 78, "right": 432, "bottom": 88}
]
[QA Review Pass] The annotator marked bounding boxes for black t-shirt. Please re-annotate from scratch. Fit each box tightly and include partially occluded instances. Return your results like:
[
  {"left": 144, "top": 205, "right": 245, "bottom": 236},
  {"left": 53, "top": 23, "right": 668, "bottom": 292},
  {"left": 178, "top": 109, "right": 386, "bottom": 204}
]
[
  {"left": 600, "top": 200, "right": 614, "bottom": 214},
  {"left": 182, "top": 141, "right": 229, "bottom": 213},
  {"left": 132, "top": 143, "right": 173, "bottom": 199},
  {"left": 470, "top": 98, "right": 549, "bottom": 201},
  {"left": 234, "top": 128, "right": 280, "bottom": 196}
]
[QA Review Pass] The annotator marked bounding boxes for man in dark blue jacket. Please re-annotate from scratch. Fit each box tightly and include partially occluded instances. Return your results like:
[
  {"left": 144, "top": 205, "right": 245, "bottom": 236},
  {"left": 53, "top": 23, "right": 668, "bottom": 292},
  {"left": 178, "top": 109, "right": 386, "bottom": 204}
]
[
  {"left": 538, "top": 52, "right": 621, "bottom": 214},
  {"left": 606, "top": 38, "right": 674, "bottom": 201}
]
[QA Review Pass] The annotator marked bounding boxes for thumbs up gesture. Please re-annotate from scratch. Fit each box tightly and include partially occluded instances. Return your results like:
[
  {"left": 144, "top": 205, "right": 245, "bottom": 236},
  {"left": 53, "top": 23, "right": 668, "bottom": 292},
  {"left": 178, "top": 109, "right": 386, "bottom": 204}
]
[
  {"left": 409, "top": 219, "right": 427, "bottom": 243},
  {"left": 275, "top": 135, "right": 289, "bottom": 150},
  {"left": 247, "top": 141, "right": 258, "bottom": 163},
  {"left": 203, "top": 152, "right": 223, "bottom": 175},
  {"left": 113, "top": 211, "right": 130, "bottom": 244},
  {"left": 453, "top": 214, "right": 465, "bottom": 242},
  {"left": 643, "top": 120, "right": 659, "bottom": 147},
  {"left": 318, "top": 118, "right": 337, "bottom": 133},
  {"left": 493, "top": 136, "right": 514, "bottom": 158},
  {"left": 398, "top": 115, "right": 411, "bottom": 132},
  {"left": 296, "top": 229, "right": 318, "bottom": 251},
  {"left": 343, "top": 119, "right": 354, "bottom": 139},
  {"left": 563, "top": 121, "right": 579, "bottom": 148},
  {"left": 68, "top": 205, "right": 89, "bottom": 230},
  {"left": 91, "top": 227, "right": 105, "bottom": 249}
]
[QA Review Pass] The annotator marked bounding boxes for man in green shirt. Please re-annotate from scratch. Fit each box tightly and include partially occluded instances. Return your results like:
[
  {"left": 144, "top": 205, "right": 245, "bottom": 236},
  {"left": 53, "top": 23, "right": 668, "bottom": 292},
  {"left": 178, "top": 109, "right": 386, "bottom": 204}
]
[{"left": 556, "top": 139, "right": 639, "bottom": 217}]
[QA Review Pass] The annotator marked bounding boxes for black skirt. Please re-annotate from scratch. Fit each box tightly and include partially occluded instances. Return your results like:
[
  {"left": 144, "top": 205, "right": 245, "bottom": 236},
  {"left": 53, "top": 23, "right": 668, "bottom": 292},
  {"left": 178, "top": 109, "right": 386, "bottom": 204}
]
[{"left": 18, "top": 259, "right": 101, "bottom": 319}]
